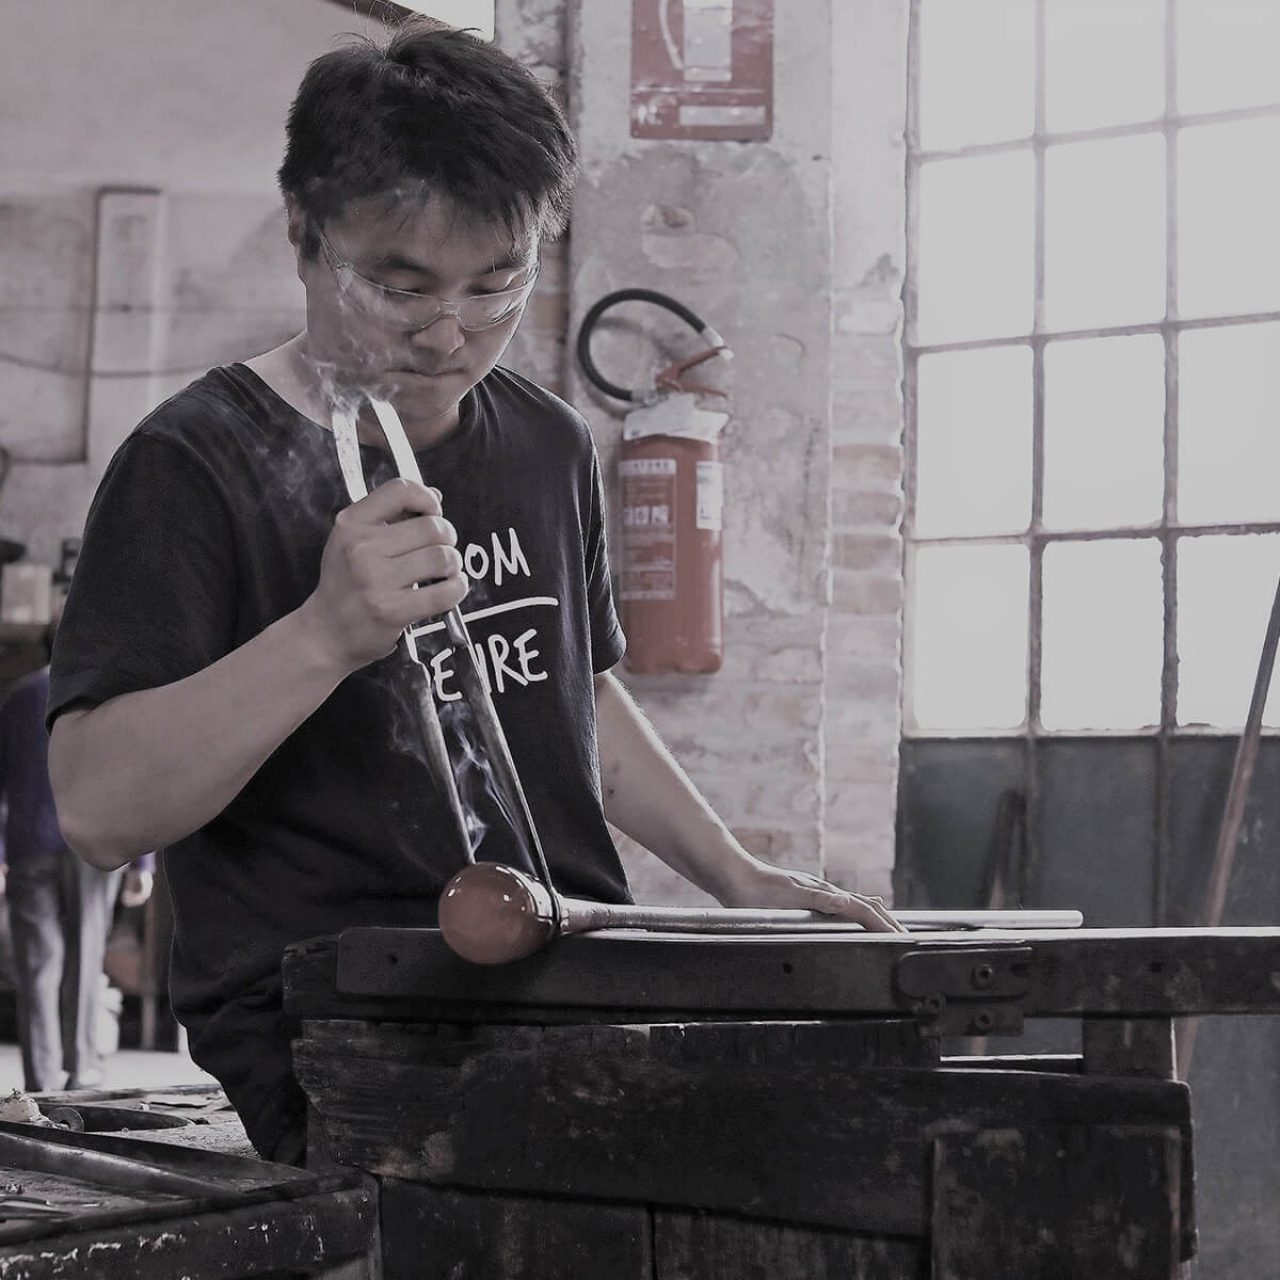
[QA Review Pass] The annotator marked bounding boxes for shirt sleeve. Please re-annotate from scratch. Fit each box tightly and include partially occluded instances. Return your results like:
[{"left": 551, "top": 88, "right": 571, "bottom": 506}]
[
  {"left": 583, "top": 446, "right": 626, "bottom": 673},
  {"left": 49, "top": 431, "right": 238, "bottom": 729},
  {"left": 0, "top": 693, "right": 8, "bottom": 865},
  {"left": 0, "top": 689, "right": 9, "bottom": 807}
]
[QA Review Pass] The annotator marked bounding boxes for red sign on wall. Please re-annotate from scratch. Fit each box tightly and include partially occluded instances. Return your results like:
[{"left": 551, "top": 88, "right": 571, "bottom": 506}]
[{"left": 630, "top": 0, "right": 774, "bottom": 141}]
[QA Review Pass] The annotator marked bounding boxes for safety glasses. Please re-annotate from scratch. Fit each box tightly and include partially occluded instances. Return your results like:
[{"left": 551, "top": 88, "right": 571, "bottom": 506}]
[{"left": 316, "top": 229, "right": 540, "bottom": 332}]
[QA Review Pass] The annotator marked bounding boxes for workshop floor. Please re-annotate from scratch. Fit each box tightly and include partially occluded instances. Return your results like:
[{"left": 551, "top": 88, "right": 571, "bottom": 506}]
[{"left": 0, "top": 1039, "right": 217, "bottom": 1094}]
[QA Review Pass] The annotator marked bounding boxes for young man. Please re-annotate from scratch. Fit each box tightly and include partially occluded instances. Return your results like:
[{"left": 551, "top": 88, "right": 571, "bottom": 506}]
[{"left": 47, "top": 22, "right": 900, "bottom": 1164}]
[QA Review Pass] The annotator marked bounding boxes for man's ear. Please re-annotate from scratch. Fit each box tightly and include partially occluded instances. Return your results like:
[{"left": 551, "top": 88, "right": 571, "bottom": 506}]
[{"left": 284, "top": 197, "right": 309, "bottom": 275}]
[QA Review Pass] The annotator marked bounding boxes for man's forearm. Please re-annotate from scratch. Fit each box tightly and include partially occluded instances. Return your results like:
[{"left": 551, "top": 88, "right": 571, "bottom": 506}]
[
  {"left": 594, "top": 670, "right": 757, "bottom": 902},
  {"left": 50, "top": 605, "right": 350, "bottom": 868}
]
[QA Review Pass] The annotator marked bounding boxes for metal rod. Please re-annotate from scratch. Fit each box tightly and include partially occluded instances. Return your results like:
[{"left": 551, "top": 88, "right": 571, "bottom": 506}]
[
  {"left": 438, "top": 863, "right": 1083, "bottom": 965},
  {"left": 909, "top": 309, "right": 1280, "bottom": 358},
  {"left": 1178, "top": 572, "right": 1280, "bottom": 1079},
  {"left": 368, "top": 400, "right": 561, "bottom": 927},
  {"left": 912, "top": 99, "right": 1280, "bottom": 165},
  {"left": 440, "top": 606, "right": 563, "bottom": 927},
  {"left": 567, "top": 907, "right": 1082, "bottom": 932},
  {"left": 0, "top": 1127, "right": 230, "bottom": 1198},
  {"left": 329, "top": 401, "right": 473, "bottom": 864},
  {"left": 403, "top": 634, "right": 473, "bottom": 862}
]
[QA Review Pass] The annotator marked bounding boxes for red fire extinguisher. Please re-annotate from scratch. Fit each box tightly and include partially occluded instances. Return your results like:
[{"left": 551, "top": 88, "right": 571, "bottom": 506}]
[{"left": 576, "top": 290, "right": 731, "bottom": 675}]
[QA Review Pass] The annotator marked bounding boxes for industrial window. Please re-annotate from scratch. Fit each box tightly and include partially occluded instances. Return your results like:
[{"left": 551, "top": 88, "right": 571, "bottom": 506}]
[{"left": 904, "top": 0, "right": 1280, "bottom": 737}]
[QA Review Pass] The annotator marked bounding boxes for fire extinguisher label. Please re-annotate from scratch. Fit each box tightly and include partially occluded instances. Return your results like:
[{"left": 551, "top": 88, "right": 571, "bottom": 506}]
[
  {"left": 620, "top": 457, "right": 677, "bottom": 601},
  {"left": 696, "top": 461, "right": 724, "bottom": 531},
  {"left": 619, "top": 458, "right": 678, "bottom": 478}
]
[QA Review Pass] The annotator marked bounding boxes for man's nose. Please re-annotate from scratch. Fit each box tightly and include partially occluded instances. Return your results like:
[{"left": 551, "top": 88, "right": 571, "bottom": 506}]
[{"left": 409, "top": 310, "right": 466, "bottom": 356}]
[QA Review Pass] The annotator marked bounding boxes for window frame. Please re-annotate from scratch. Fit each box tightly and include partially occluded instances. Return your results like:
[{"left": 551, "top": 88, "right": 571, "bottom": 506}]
[
  {"left": 903, "top": 0, "right": 1280, "bottom": 747},
  {"left": 903, "top": 0, "right": 1280, "bottom": 922}
]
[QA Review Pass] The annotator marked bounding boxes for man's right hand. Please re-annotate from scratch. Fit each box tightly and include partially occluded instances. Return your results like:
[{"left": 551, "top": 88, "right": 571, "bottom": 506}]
[{"left": 300, "top": 478, "right": 469, "bottom": 672}]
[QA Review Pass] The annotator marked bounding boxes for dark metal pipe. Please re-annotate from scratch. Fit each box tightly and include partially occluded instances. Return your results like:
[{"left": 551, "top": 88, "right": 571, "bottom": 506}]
[{"left": 1178, "top": 572, "right": 1280, "bottom": 1079}]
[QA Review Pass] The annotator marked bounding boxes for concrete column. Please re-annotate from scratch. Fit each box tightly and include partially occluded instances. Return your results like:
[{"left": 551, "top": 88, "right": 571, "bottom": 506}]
[
  {"left": 567, "top": 0, "right": 836, "bottom": 902},
  {"left": 825, "top": 0, "right": 910, "bottom": 900}
]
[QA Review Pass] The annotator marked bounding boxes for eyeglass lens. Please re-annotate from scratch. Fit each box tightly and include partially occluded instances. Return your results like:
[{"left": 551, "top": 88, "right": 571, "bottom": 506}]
[
  {"left": 361, "top": 286, "right": 531, "bottom": 332},
  {"left": 323, "top": 238, "right": 536, "bottom": 331}
]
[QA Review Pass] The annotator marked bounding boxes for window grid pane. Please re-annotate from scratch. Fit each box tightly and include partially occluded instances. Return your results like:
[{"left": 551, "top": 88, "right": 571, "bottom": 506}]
[
  {"left": 1043, "top": 134, "right": 1167, "bottom": 332},
  {"left": 904, "top": 0, "right": 1280, "bottom": 737},
  {"left": 918, "top": 0, "right": 1036, "bottom": 149},
  {"left": 1177, "top": 533, "right": 1280, "bottom": 728},
  {"left": 910, "top": 544, "right": 1030, "bottom": 731},
  {"left": 1042, "top": 334, "right": 1165, "bottom": 531},
  {"left": 915, "top": 346, "right": 1033, "bottom": 538},
  {"left": 1040, "top": 538, "right": 1164, "bottom": 731},
  {"left": 1178, "top": 323, "right": 1280, "bottom": 526},
  {"left": 915, "top": 153, "right": 1036, "bottom": 344},
  {"left": 1044, "top": 0, "right": 1165, "bottom": 133}
]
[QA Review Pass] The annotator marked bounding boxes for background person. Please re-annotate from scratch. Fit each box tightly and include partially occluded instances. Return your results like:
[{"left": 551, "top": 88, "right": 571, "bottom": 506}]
[{"left": 0, "top": 647, "right": 152, "bottom": 1092}]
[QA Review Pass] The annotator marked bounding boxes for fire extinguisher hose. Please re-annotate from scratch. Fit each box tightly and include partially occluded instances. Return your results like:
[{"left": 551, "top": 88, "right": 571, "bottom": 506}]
[{"left": 576, "top": 289, "right": 727, "bottom": 403}]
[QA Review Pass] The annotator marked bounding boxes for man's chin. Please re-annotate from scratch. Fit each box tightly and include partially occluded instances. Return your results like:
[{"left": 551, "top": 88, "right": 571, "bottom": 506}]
[
  {"left": 323, "top": 362, "right": 475, "bottom": 425},
  {"left": 371, "top": 372, "right": 475, "bottom": 433},
  {"left": 376, "top": 367, "right": 467, "bottom": 396}
]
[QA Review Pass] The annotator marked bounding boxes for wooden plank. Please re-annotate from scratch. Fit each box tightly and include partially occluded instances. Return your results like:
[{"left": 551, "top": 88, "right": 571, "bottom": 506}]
[
  {"left": 646, "top": 1019, "right": 937, "bottom": 1069},
  {"left": 309, "top": 926, "right": 1280, "bottom": 1022},
  {"left": 295, "top": 1020, "right": 1191, "bottom": 1239},
  {"left": 379, "top": 1178, "right": 651, "bottom": 1280},
  {"left": 0, "top": 1184, "right": 376, "bottom": 1279},
  {"left": 654, "top": 1208, "right": 926, "bottom": 1279},
  {"left": 295, "top": 1017, "right": 935, "bottom": 1072},
  {"left": 284, "top": 935, "right": 760, "bottom": 1026},
  {"left": 942, "top": 1054, "right": 1081, "bottom": 1074},
  {"left": 931, "top": 1126, "right": 1186, "bottom": 1278}
]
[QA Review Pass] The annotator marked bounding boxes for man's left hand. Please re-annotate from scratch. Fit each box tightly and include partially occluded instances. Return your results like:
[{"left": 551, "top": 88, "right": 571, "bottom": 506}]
[{"left": 718, "top": 859, "right": 907, "bottom": 933}]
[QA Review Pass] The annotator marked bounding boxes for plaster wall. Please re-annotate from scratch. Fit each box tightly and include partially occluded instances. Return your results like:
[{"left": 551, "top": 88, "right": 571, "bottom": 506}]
[
  {"left": 0, "top": 0, "right": 566, "bottom": 566},
  {"left": 3, "top": 0, "right": 366, "bottom": 194},
  {"left": 0, "top": 0, "right": 340, "bottom": 565}
]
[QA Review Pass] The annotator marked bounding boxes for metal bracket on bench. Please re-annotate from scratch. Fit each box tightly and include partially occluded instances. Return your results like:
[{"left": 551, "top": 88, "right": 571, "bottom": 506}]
[{"left": 894, "top": 946, "right": 1034, "bottom": 1038}]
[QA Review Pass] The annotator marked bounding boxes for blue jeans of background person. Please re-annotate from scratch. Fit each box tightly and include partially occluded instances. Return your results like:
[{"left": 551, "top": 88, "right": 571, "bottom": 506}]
[{"left": 6, "top": 850, "right": 122, "bottom": 1091}]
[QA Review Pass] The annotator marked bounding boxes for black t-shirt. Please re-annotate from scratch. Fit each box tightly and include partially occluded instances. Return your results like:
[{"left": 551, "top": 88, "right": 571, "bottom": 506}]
[{"left": 49, "top": 363, "right": 630, "bottom": 1155}]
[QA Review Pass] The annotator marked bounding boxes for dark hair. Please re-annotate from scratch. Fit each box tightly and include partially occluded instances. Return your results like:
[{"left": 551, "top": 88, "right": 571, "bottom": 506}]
[{"left": 278, "top": 20, "right": 577, "bottom": 256}]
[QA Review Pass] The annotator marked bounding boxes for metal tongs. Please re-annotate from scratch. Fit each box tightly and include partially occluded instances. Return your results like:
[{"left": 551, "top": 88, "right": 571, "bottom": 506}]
[{"left": 330, "top": 397, "right": 562, "bottom": 927}]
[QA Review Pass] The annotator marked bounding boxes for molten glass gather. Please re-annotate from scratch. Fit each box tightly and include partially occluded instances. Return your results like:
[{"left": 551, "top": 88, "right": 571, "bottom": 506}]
[{"left": 438, "top": 862, "right": 558, "bottom": 964}]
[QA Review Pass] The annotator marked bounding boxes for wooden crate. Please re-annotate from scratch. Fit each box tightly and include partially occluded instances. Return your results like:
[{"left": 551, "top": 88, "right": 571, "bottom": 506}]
[{"left": 292, "top": 988, "right": 1190, "bottom": 1276}]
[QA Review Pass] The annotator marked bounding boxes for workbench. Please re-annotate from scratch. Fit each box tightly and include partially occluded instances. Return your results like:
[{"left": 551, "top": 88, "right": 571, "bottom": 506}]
[
  {"left": 0, "top": 1093, "right": 376, "bottom": 1279},
  {"left": 284, "top": 923, "right": 1280, "bottom": 1279}
]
